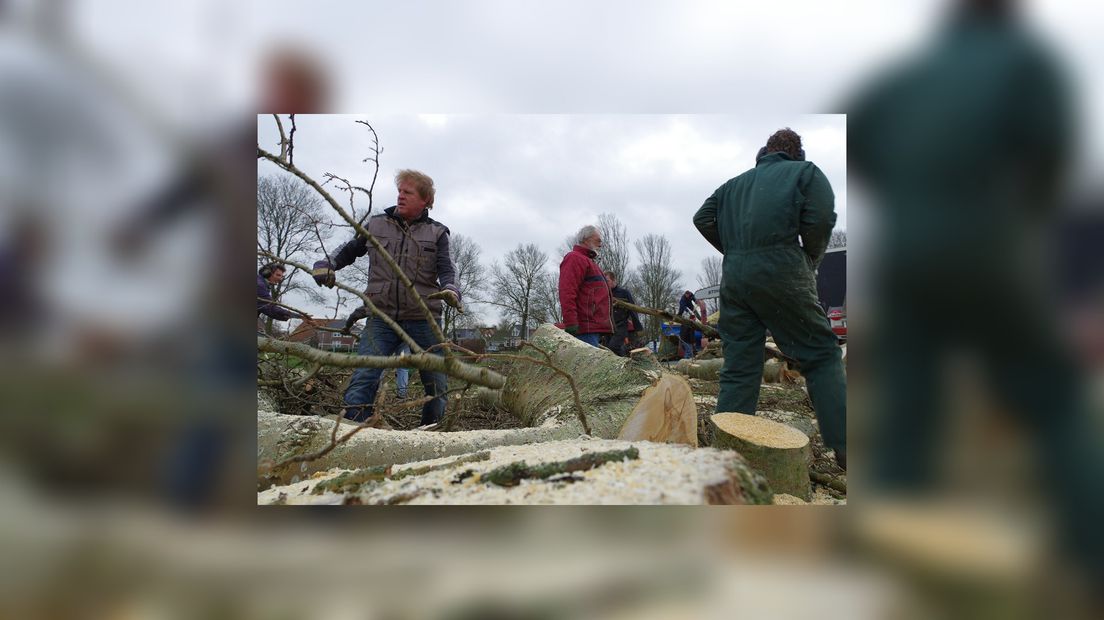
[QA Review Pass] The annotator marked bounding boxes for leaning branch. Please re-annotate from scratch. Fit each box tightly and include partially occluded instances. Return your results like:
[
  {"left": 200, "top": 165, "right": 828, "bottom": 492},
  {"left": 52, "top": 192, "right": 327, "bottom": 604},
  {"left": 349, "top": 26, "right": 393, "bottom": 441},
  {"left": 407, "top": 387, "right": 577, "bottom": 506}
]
[
  {"left": 613, "top": 298, "right": 719, "bottom": 339},
  {"left": 614, "top": 298, "right": 798, "bottom": 366}
]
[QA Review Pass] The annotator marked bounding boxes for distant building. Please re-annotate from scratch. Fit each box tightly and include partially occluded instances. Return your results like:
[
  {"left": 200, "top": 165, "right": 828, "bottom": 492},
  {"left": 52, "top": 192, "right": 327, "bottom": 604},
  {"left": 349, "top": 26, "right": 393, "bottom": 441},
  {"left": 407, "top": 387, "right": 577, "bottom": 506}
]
[{"left": 288, "top": 319, "right": 362, "bottom": 352}]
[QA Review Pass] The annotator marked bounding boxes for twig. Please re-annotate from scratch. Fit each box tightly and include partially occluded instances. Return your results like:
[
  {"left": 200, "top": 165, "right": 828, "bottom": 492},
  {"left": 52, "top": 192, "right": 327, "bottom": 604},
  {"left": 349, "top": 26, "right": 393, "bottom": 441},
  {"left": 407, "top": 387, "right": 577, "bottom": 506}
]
[
  {"left": 810, "top": 471, "right": 847, "bottom": 494},
  {"left": 288, "top": 114, "right": 297, "bottom": 165}
]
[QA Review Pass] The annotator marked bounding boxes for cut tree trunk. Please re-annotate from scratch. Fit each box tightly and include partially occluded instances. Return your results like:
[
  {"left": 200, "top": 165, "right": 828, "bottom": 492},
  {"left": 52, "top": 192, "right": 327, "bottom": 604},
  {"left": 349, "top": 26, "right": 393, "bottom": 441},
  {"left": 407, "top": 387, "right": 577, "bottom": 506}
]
[
  {"left": 260, "top": 438, "right": 774, "bottom": 505},
  {"left": 258, "top": 324, "right": 698, "bottom": 489},
  {"left": 710, "top": 412, "right": 812, "bottom": 500}
]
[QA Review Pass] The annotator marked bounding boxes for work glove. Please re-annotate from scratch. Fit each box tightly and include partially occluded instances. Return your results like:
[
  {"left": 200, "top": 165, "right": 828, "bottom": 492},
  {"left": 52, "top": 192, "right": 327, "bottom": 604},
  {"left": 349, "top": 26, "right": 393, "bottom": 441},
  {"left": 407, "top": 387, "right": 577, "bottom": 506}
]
[
  {"left": 428, "top": 283, "right": 464, "bottom": 313},
  {"left": 312, "top": 259, "right": 336, "bottom": 287},
  {"left": 564, "top": 324, "right": 579, "bottom": 336}
]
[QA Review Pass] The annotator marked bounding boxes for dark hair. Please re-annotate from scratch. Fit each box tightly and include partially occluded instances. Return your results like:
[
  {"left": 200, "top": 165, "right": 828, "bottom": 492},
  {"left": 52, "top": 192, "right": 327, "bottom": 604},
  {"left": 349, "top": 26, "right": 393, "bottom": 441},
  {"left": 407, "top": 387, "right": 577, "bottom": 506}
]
[
  {"left": 765, "top": 128, "right": 804, "bottom": 160},
  {"left": 603, "top": 270, "right": 617, "bottom": 281},
  {"left": 259, "top": 262, "right": 286, "bottom": 279}
]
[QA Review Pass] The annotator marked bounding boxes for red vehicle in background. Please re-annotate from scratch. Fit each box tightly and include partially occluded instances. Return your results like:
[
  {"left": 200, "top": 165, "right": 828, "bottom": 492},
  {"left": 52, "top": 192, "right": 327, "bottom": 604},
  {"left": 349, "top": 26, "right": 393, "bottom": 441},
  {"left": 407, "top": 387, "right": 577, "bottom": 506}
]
[
  {"left": 815, "top": 247, "right": 846, "bottom": 343},
  {"left": 827, "top": 305, "right": 847, "bottom": 342}
]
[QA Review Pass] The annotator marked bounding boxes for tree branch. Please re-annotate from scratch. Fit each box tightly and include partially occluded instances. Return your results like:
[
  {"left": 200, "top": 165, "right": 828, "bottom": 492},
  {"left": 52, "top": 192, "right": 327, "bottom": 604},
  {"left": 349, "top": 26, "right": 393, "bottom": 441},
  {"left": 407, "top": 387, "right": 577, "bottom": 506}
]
[
  {"left": 258, "top": 336, "right": 505, "bottom": 390},
  {"left": 612, "top": 298, "right": 719, "bottom": 339}
]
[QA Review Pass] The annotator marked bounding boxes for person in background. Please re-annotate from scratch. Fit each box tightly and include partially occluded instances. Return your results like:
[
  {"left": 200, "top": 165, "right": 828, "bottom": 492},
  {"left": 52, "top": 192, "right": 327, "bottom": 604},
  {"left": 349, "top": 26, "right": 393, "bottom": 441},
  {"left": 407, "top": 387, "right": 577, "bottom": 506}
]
[
  {"left": 257, "top": 262, "right": 313, "bottom": 333},
  {"left": 677, "top": 290, "right": 701, "bottom": 359},
  {"left": 557, "top": 225, "right": 612, "bottom": 347},
  {"left": 604, "top": 270, "right": 642, "bottom": 356}
]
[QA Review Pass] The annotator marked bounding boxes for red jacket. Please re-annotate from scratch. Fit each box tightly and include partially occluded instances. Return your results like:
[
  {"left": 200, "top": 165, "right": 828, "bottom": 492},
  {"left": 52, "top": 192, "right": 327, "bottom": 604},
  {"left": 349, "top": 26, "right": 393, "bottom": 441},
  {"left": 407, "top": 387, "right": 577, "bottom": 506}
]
[{"left": 558, "top": 245, "right": 612, "bottom": 334}]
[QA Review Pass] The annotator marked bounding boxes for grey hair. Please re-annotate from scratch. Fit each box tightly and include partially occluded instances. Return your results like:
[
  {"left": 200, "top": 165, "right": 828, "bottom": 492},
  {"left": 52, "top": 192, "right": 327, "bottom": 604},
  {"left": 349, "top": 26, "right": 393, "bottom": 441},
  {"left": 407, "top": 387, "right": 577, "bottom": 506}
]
[{"left": 575, "top": 225, "right": 599, "bottom": 245}]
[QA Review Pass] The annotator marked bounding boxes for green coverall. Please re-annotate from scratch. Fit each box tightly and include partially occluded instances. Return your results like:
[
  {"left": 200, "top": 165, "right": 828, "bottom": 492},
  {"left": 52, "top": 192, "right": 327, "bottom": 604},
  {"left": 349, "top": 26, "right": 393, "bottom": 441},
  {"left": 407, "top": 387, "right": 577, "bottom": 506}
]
[{"left": 693, "top": 151, "right": 845, "bottom": 456}]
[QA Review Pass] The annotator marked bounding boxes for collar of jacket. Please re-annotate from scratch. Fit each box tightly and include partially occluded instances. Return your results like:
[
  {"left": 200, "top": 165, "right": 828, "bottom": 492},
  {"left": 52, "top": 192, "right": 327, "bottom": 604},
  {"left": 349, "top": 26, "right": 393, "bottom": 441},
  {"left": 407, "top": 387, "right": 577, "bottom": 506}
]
[
  {"left": 572, "top": 244, "right": 597, "bottom": 259},
  {"left": 755, "top": 151, "right": 798, "bottom": 165},
  {"left": 384, "top": 205, "right": 432, "bottom": 226}
]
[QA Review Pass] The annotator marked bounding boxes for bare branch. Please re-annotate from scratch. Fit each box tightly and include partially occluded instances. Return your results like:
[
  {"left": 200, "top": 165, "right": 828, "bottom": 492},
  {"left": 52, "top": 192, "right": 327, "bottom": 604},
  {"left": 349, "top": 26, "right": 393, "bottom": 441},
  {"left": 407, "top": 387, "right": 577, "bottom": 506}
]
[
  {"left": 258, "top": 336, "right": 506, "bottom": 390},
  {"left": 273, "top": 114, "right": 288, "bottom": 162},
  {"left": 288, "top": 114, "right": 297, "bottom": 165}
]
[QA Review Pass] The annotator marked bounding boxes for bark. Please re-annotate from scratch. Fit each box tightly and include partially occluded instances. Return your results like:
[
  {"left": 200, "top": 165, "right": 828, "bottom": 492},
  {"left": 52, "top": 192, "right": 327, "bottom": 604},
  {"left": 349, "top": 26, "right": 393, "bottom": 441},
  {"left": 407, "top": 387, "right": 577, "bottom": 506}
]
[{"left": 710, "top": 412, "right": 812, "bottom": 500}]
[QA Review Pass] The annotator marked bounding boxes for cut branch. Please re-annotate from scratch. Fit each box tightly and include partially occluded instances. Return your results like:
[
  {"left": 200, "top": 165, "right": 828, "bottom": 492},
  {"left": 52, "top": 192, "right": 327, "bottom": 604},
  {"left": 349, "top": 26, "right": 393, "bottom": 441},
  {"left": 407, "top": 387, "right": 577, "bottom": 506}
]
[
  {"left": 258, "top": 336, "right": 505, "bottom": 389},
  {"left": 613, "top": 298, "right": 718, "bottom": 339}
]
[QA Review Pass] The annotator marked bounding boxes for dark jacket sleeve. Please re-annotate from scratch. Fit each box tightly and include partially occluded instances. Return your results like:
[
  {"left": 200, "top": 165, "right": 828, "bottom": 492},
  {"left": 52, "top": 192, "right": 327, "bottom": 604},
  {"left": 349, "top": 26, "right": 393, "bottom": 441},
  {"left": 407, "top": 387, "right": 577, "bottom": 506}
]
[
  {"left": 328, "top": 234, "right": 369, "bottom": 270},
  {"left": 625, "top": 290, "right": 642, "bottom": 331},
  {"left": 257, "top": 275, "right": 292, "bottom": 321},
  {"left": 558, "top": 254, "right": 585, "bottom": 327},
  {"left": 693, "top": 188, "right": 724, "bottom": 253},
  {"left": 798, "top": 164, "right": 837, "bottom": 271},
  {"left": 435, "top": 228, "right": 456, "bottom": 288}
]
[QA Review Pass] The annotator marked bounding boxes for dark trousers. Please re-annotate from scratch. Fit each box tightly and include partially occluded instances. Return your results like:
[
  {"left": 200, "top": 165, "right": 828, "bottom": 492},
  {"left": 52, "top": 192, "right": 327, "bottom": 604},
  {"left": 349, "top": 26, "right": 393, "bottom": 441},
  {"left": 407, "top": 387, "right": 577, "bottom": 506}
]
[
  {"left": 716, "top": 258, "right": 846, "bottom": 456},
  {"left": 344, "top": 317, "right": 446, "bottom": 425}
]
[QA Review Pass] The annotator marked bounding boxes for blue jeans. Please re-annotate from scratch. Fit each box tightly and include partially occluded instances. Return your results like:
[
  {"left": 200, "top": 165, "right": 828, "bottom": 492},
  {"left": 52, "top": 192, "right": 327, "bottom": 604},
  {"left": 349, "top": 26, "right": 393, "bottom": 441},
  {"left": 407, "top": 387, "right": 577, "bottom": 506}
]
[
  {"left": 575, "top": 332, "right": 601, "bottom": 347},
  {"left": 396, "top": 367, "right": 409, "bottom": 397},
  {"left": 395, "top": 344, "right": 410, "bottom": 397},
  {"left": 344, "top": 318, "right": 446, "bottom": 425}
]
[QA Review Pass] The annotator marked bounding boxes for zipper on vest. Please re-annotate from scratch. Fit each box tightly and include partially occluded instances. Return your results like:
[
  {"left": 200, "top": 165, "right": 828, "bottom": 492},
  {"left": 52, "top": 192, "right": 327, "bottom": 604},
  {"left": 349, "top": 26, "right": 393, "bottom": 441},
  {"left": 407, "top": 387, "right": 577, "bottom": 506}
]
[{"left": 395, "top": 222, "right": 407, "bottom": 320}]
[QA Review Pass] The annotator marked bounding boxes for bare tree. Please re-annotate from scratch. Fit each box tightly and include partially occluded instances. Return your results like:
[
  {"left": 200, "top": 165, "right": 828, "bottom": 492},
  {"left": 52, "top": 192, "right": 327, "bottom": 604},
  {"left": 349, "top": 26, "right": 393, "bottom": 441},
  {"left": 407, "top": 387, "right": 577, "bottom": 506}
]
[
  {"left": 596, "top": 212, "right": 633, "bottom": 283},
  {"left": 695, "top": 255, "right": 723, "bottom": 316},
  {"left": 530, "top": 271, "right": 563, "bottom": 325},
  {"left": 695, "top": 256, "right": 722, "bottom": 289},
  {"left": 634, "top": 234, "right": 682, "bottom": 346},
  {"left": 827, "top": 228, "right": 847, "bottom": 249},
  {"left": 488, "top": 243, "right": 548, "bottom": 341},
  {"left": 257, "top": 173, "right": 330, "bottom": 330},
  {"left": 555, "top": 234, "right": 575, "bottom": 260},
  {"left": 443, "top": 233, "right": 485, "bottom": 338}
]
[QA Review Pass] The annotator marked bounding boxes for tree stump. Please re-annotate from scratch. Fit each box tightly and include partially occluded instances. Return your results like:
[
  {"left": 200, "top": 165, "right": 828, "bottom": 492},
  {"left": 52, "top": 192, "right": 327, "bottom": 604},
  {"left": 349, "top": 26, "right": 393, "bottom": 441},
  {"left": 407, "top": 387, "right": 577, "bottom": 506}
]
[{"left": 709, "top": 412, "right": 812, "bottom": 500}]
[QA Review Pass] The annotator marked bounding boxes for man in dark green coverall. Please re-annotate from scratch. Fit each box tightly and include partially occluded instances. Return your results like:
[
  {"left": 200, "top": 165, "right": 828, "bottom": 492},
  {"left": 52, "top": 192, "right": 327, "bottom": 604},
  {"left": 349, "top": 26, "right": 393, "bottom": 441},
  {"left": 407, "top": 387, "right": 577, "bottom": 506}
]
[{"left": 693, "top": 128, "right": 846, "bottom": 468}]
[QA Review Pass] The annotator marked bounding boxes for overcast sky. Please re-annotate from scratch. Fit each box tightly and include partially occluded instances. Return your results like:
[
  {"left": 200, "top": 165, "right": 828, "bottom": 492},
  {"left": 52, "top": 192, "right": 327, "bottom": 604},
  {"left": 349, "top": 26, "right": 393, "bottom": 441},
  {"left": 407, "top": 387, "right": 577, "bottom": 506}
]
[{"left": 258, "top": 113, "right": 846, "bottom": 324}]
